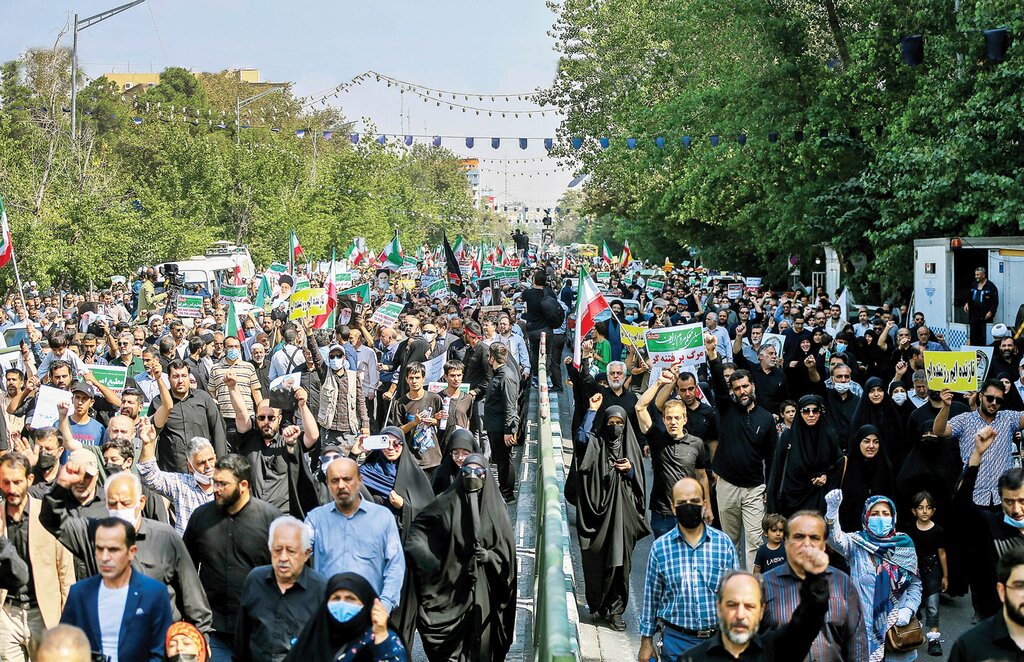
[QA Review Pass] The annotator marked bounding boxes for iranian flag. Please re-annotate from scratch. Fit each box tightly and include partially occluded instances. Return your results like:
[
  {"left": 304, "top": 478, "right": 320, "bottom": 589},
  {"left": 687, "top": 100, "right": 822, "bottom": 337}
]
[
  {"left": 0, "top": 198, "right": 12, "bottom": 268},
  {"left": 314, "top": 248, "right": 337, "bottom": 329},
  {"left": 344, "top": 240, "right": 363, "bottom": 266},
  {"left": 377, "top": 230, "right": 403, "bottom": 271},
  {"left": 600, "top": 240, "right": 614, "bottom": 264},
  {"left": 573, "top": 265, "right": 610, "bottom": 367},
  {"left": 452, "top": 235, "right": 465, "bottom": 260},
  {"left": 561, "top": 252, "right": 570, "bottom": 272},
  {"left": 289, "top": 230, "right": 304, "bottom": 274},
  {"left": 225, "top": 300, "right": 246, "bottom": 343},
  {"left": 254, "top": 274, "right": 273, "bottom": 310},
  {"left": 621, "top": 239, "right": 632, "bottom": 269}
]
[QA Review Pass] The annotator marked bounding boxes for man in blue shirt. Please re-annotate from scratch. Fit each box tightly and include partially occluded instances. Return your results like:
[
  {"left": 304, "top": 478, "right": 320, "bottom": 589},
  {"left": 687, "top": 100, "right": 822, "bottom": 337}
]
[
  {"left": 304, "top": 457, "right": 404, "bottom": 612},
  {"left": 640, "top": 477, "right": 739, "bottom": 662},
  {"left": 67, "top": 383, "right": 105, "bottom": 447}
]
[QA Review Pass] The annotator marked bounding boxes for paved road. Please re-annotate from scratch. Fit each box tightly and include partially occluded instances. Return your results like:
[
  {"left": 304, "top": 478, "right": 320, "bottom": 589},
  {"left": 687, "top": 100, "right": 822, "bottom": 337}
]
[{"left": 555, "top": 364, "right": 977, "bottom": 661}]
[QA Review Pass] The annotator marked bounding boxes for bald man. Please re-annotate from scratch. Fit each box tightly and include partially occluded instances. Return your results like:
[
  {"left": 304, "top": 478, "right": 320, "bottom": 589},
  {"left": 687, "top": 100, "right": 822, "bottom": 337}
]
[
  {"left": 682, "top": 547, "right": 831, "bottom": 660},
  {"left": 33, "top": 624, "right": 91, "bottom": 662},
  {"left": 639, "top": 478, "right": 739, "bottom": 660},
  {"left": 304, "top": 458, "right": 405, "bottom": 612}
]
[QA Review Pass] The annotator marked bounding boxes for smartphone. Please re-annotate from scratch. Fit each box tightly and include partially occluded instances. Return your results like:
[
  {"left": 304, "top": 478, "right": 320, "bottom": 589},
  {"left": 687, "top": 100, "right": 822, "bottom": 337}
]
[{"left": 362, "top": 435, "right": 392, "bottom": 451}]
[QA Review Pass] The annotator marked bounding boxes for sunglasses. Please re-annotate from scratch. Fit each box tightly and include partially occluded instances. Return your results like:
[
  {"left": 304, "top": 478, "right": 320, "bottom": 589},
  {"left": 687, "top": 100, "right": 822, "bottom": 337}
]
[
  {"left": 256, "top": 414, "right": 279, "bottom": 422},
  {"left": 800, "top": 406, "right": 822, "bottom": 414},
  {"left": 461, "top": 466, "right": 486, "bottom": 479},
  {"left": 983, "top": 394, "right": 1004, "bottom": 405}
]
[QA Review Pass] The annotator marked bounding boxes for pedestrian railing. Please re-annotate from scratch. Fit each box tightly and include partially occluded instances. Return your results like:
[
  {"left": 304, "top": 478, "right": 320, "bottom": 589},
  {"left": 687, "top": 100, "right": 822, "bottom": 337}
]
[{"left": 533, "top": 333, "right": 576, "bottom": 662}]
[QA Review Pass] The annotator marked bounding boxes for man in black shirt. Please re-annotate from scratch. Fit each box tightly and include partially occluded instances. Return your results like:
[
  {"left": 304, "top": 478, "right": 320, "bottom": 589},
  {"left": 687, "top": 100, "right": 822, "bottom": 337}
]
[
  {"left": 636, "top": 370, "right": 711, "bottom": 539},
  {"left": 521, "top": 269, "right": 557, "bottom": 380},
  {"left": 483, "top": 343, "right": 520, "bottom": 502},
  {"left": 707, "top": 334, "right": 778, "bottom": 570},
  {"left": 949, "top": 545, "right": 1024, "bottom": 661},
  {"left": 229, "top": 379, "right": 321, "bottom": 518},
  {"left": 183, "top": 454, "right": 280, "bottom": 661},
  {"left": 235, "top": 515, "right": 328, "bottom": 662},
  {"left": 40, "top": 466, "right": 212, "bottom": 633},
  {"left": 682, "top": 548, "right": 831, "bottom": 661},
  {"left": 731, "top": 324, "right": 790, "bottom": 417}
]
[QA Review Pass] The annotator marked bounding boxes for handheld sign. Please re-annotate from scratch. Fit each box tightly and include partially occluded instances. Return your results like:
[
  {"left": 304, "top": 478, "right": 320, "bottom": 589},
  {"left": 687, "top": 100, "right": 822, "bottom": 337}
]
[{"left": 924, "top": 351, "right": 979, "bottom": 393}]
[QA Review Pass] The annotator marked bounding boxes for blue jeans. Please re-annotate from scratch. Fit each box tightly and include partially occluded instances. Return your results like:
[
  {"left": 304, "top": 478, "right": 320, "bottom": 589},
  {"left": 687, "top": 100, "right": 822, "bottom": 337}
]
[
  {"left": 651, "top": 511, "right": 676, "bottom": 540},
  {"left": 208, "top": 632, "right": 234, "bottom": 661},
  {"left": 660, "top": 627, "right": 703, "bottom": 662}
]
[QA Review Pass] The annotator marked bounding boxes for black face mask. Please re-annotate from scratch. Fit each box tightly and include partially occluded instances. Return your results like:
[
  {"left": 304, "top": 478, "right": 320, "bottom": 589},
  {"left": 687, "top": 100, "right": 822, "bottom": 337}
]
[
  {"left": 167, "top": 655, "right": 199, "bottom": 662},
  {"left": 607, "top": 423, "right": 625, "bottom": 439},
  {"left": 36, "top": 452, "right": 57, "bottom": 473},
  {"left": 104, "top": 463, "right": 124, "bottom": 475},
  {"left": 461, "top": 467, "right": 486, "bottom": 492},
  {"left": 675, "top": 503, "right": 704, "bottom": 529}
]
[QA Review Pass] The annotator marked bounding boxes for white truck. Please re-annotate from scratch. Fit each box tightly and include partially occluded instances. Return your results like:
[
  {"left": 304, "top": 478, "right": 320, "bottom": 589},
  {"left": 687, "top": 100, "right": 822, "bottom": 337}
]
[
  {"left": 913, "top": 237, "right": 1024, "bottom": 348},
  {"left": 158, "top": 241, "right": 257, "bottom": 295}
]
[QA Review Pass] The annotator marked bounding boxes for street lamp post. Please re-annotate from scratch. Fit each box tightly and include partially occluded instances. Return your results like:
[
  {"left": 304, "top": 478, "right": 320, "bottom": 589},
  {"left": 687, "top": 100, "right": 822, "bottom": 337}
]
[
  {"left": 235, "top": 87, "right": 285, "bottom": 145},
  {"left": 70, "top": 0, "right": 148, "bottom": 142}
]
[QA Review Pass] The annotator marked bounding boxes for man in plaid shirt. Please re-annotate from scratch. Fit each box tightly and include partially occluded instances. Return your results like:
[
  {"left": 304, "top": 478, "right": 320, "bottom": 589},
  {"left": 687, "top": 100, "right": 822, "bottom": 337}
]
[{"left": 640, "top": 477, "right": 739, "bottom": 661}]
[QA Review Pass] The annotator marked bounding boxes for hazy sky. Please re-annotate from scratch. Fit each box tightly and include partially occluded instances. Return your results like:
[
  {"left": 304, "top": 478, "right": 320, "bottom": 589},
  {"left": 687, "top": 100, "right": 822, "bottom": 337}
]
[{"left": 1, "top": 0, "right": 573, "bottom": 210}]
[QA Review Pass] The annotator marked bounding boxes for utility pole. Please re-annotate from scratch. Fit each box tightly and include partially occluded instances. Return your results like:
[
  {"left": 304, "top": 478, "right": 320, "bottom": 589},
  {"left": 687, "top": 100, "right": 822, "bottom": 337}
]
[{"left": 70, "top": 0, "right": 148, "bottom": 142}]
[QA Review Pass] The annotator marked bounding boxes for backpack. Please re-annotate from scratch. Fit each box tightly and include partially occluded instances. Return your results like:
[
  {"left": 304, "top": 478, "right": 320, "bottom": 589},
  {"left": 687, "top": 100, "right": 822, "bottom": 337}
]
[{"left": 541, "top": 295, "right": 565, "bottom": 329}]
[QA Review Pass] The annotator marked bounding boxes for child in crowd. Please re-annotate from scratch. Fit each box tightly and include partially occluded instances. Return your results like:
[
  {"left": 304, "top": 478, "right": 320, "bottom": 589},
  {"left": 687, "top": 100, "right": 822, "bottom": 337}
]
[
  {"left": 906, "top": 490, "right": 947, "bottom": 657},
  {"left": 775, "top": 400, "right": 797, "bottom": 438},
  {"left": 753, "top": 513, "right": 787, "bottom": 575}
]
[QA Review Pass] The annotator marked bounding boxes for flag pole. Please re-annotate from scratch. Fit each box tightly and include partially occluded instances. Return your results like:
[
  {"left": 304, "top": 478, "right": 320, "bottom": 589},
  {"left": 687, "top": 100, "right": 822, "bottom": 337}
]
[{"left": 10, "top": 245, "right": 27, "bottom": 315}]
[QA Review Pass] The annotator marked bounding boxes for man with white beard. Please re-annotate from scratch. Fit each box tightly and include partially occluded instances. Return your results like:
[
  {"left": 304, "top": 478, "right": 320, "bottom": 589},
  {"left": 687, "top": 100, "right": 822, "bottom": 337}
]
[{"left": 575, "top": 360, "right": 645, "bottom": 448}]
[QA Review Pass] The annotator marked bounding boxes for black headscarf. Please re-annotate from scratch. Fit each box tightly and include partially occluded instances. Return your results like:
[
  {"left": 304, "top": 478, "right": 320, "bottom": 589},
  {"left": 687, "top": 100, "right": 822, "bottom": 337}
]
[
  {"left": 430, "top": 428, "right": 479, "bottom": 495},
  {"left": 285, "top": 572, "right": 379, "bottom": 662},
  {"left": 849, "top": 377, "right": 906, "bottom": 469},
  {"left": 361, "top": 425, "right": 435, "bottom": 647},
  {"left": 576, "top": 405, "right": 650, "bottom": 616},
  {"left": 405, "top": 454, "right": 516, "bottom": 661},
  {"left": 767, "top": 394, "right": 845, "bottom": 517},
  {"left": 359, "top": 426, "right": 435, "bottom": 538},
  {"left": 839, "top": 424, "right": 896, "bottom": 532}
]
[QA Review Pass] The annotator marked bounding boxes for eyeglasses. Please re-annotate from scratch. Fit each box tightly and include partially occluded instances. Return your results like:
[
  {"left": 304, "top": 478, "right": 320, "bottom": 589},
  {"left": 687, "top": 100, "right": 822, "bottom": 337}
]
[
  {"left": 800, "top": 406, "right": 821, "bottom": 414},
  {"left": 1005, "top": 581, "right": 1024, "bottom": 592},
  {"left": 256, "top": 415, "right": 279, "bottom": 422},
  {"left": 983, "top": 394, "right": 1004, "bottom": 405}
]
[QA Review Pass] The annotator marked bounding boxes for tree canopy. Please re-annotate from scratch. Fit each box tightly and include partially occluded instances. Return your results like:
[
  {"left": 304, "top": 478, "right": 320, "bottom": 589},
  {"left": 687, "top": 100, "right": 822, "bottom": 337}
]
[
  {"left": 0, "top": 55, "right": 481, "bottom": 289},
  {"left": 540, "top": 0, "right": 1024, "bottom": 298}
]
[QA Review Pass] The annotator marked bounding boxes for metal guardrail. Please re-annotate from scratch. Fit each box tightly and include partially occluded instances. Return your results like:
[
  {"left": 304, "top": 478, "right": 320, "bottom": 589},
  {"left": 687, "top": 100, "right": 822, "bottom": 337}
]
[{"left": 534, "top": 333, "right": 576, "bottom": 662}]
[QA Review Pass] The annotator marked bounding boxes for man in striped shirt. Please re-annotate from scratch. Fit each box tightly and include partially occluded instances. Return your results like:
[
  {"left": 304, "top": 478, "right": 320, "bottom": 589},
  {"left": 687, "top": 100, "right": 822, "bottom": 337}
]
[
  {"left": 761, "top": 511, "right": 868, "bottom": 661},
  {"left": 136, "top": 418, "right": 214, "bottom": 534},
  {"left": 208, "top": 335, "right": 262, "bottom": 449},
  {"left": 640, "top": 477, "right": 739, "bottom": 661}
]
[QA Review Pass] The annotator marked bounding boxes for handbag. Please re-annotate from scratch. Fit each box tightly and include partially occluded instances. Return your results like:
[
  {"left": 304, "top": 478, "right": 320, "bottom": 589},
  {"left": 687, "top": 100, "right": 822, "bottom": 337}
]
[{"left": 885, "top": 617, "right": 925, "bottom": 652}]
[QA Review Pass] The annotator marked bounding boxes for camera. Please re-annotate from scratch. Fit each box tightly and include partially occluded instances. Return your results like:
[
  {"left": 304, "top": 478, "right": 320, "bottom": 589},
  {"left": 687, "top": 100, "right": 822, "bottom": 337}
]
[{"left": 160, "top": 263, "right": 186, "bottom": 289}]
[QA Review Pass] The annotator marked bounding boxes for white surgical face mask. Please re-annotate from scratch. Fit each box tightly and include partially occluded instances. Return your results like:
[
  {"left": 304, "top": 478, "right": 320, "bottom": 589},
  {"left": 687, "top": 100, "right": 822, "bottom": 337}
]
[
  {"left": 423, "top": 332, "right": 437, "bottom": 342},
  {"left": 892, "top": 392, "right": 908, "bottom": 405},
  {"left": 192, "top": 469, "right": 212, "bottom": 486},
  {"left": 329, "top": 357, "right": 346, "bottom": 371},
  {"left": 833, "top": 381, "right": 852, "bottom": 394},
  {"left": 107, "top": 506, "right": 137, "bottom": 525}
]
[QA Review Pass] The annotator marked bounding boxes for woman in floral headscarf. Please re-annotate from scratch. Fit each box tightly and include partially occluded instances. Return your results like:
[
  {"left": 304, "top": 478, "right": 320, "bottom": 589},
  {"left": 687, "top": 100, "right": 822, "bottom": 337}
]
[{"left": 824, "top": 489, "right": 922, "bottom": 661}]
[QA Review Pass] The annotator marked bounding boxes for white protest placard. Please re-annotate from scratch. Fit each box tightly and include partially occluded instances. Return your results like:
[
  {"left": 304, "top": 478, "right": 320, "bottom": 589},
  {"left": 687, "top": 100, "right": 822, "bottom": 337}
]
[
  {"left": 370, "top": 301, "right": 406, "bottom": 327},
  {"left": 422, "top": 353, "right": 446, "bottom": 385},
  {"left": 30, "top": 385, "right": 74, "bottom": 429},
  {"left": 761, "top": 333, "right": 786, "bottom": 359},
  {"left": 727, "top": 283, "right": 743, "bottom": 300},
  {"left": 427, "top": 382, "right": 470, "bottom": 394}
]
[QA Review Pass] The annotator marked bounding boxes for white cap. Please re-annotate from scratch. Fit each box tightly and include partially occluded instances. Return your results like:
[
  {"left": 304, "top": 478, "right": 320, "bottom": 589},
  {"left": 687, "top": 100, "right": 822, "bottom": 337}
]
[{"left": 992, "top": 323, "right": 1010, "bottom": 338}]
